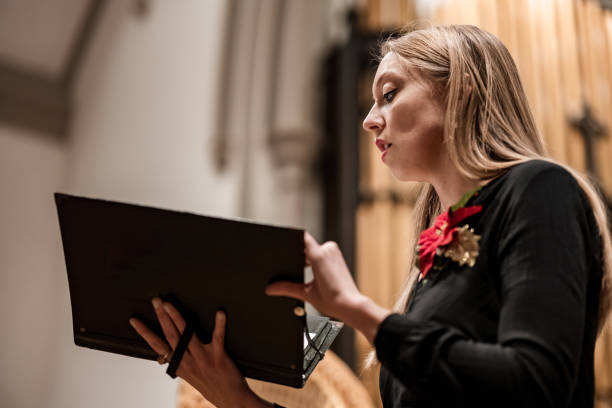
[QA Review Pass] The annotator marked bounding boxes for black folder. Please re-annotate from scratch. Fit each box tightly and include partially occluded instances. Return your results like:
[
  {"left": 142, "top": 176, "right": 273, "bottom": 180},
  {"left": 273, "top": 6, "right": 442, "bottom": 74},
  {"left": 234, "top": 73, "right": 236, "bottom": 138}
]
[{"left": 54, "top": 193, "right": 342, "bottom": 388}]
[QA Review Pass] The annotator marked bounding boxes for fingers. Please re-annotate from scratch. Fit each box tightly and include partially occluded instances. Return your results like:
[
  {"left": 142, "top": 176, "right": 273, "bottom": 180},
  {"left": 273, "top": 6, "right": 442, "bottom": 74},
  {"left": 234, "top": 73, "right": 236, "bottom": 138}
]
[
  {"left": 304, "top": 231, "right": 320, "bottom": 267},
  {"left": 162, "top": 301, "right": 203, "bottom": 358},
  {"left": 152, "top": 297, "right": 181, "bottom": 348},
  {"left": 132, "top": 298, "right": 233, "bottom": 377},
  {"left": 265, "top": 281, "right": 308, "bottom": 301},
  {"left": 211, "top": 311, "right": 226, "bottom": 354},
  {"left": 129, "top": 317, "right": 171, "bottom": 356},
  {"left": 304, "top": 231, "right": 320, "bottom": 253},
  {"left": 162, "top": 302, "right": 187, "bottom": 331}
]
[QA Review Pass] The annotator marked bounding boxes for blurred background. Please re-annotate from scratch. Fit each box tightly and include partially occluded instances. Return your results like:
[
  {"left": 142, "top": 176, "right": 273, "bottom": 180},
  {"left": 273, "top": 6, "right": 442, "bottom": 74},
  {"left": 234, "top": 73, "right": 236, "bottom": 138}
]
[{"left": 2, "top": 0, "right": 612, "bottom": 407}]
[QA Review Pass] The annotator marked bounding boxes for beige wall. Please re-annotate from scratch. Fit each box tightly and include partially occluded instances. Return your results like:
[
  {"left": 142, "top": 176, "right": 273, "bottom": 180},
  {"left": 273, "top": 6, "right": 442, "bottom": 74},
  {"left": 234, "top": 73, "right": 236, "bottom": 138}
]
[
  {"left": 0, "top": 0, "right": 336, "bottom": 406},
  {"left": 0, "top": 1, "right": 233, "bottom": 407},
  {"left": 66, "top": 0, "right": 238, "bottom": 216},
  {"left": 0, "top": 124, "right": 67, "bottom": 408}
]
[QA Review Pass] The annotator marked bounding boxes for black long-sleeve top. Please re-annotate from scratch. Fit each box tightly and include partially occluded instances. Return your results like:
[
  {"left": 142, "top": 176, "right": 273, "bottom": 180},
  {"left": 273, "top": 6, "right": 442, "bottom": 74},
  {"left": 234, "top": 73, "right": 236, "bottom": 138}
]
[{"left": 375, "top": 160, "right": 603, "bottom": 408}]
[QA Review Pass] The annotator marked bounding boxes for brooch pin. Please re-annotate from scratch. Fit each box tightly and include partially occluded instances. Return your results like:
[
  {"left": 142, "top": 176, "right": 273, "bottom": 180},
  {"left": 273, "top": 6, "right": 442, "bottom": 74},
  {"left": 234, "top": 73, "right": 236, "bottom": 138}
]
[{"left": 416, "top": 188, "right": 483, "bottom": 280}]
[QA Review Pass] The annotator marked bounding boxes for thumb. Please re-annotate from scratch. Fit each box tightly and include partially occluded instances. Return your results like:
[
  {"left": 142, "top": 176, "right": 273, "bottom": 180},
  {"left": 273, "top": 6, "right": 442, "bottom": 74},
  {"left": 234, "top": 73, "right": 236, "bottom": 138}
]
[
  {"left": 265, "top": 281, "right": 308, "bottom": 302},
  {"left": 304, "top": 231, "right": 320, "bottom": 252},
  {"left": 211, "top": 310, "right": 226, "bottom": 353}
]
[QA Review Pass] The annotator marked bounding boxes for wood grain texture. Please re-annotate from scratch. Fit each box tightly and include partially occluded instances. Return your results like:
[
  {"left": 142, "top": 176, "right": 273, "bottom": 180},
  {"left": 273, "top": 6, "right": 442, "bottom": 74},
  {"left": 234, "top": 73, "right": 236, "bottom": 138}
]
[
  {"left": 366, "top": 0, "right": 381, "bottom": 31},
  {"left": 580, "top": 0, "right": 612, "bottom": 190},
  {"left": 605, "top": 10, "right": 612, "bottom": 190},
  {"left": 496, "top": 0, "right": 520, "bottom": 65},
  {"left": 477, "top": 0, "right": 498, "bottom": 34},
  {"left": 556, "top": 0, "right": 586, "bottom": 171},
  {"left": 533, "top": 0, "right": 568, "bottom": 162}
]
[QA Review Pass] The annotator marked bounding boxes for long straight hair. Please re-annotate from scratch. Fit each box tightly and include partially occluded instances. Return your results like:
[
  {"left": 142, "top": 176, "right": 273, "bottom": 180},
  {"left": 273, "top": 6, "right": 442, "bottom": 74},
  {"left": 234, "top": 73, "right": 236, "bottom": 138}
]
[{"left": 365, "top": 24, "right": 612, "bottom": 367}]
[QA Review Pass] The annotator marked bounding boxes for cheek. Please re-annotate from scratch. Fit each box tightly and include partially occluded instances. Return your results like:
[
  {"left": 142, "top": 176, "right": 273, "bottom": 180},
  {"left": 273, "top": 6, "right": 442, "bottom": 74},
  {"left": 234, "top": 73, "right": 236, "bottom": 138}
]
[
  {"left": 388, "top": 104, "right": 412, "bottom": 134},
  {"left": 388, "top": 101, "right": 445, "bottom": 153}
]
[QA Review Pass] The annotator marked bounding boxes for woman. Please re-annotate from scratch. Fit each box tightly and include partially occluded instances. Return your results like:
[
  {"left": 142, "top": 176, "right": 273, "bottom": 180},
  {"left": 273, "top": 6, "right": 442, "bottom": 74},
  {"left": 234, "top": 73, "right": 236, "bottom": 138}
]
[{"left": 130, "top": 25, "right": 612, "bottom": 407}]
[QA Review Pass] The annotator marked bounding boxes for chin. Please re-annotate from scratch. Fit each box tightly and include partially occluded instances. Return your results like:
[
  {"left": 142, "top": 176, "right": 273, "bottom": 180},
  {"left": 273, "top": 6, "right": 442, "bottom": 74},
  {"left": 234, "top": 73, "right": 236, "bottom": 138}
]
[{"left": 389, "top": 166, "right": 425, "bottom": 183}]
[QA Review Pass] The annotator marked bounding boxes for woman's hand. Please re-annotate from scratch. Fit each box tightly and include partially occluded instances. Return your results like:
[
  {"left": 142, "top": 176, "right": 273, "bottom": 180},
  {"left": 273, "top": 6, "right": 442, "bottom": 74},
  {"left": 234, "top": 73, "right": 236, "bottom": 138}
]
[
  {"left": 266, "top": 232, "right": 362, "bottom": 319},
  {"left": 129, "top": 298, "right": 272, "bottom": 408},
  {"left": 265, "top": 232, "right": 391, "bottom": 343}
]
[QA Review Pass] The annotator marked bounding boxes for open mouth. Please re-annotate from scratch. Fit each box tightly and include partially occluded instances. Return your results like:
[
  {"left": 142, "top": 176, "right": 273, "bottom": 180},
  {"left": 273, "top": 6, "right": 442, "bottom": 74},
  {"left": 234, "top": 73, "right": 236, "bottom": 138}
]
[{"left": 375, "top": 139, "right": 392, "bottom": 152}]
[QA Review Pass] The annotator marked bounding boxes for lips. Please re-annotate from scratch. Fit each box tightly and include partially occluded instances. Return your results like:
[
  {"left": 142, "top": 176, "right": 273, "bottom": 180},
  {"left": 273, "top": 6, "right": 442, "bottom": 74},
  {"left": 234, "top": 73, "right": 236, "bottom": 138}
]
[{"left": 375, "top": 139, "right": 392, "bottom": 152}]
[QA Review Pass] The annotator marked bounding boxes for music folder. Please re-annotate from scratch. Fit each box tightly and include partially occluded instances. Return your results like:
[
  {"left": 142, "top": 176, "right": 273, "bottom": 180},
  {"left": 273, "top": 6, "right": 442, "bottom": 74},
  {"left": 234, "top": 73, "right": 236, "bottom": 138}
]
[{"left": 54, "top": 193, "right": 342, "bottom": 388}]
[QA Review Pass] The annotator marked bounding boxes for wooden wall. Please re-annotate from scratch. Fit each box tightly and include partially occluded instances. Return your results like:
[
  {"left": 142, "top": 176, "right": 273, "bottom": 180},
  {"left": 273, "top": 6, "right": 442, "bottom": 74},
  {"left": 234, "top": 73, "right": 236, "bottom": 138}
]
[{"left": 356, "top": 0, "right": 612, "bottom": 406}]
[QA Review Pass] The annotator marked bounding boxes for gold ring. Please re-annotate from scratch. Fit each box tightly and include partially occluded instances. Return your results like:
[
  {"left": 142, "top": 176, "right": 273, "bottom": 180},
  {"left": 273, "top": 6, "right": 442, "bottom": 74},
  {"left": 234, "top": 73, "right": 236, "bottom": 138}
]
[{"left": 157, "top": 351, "right": 172, "bottom": 365}]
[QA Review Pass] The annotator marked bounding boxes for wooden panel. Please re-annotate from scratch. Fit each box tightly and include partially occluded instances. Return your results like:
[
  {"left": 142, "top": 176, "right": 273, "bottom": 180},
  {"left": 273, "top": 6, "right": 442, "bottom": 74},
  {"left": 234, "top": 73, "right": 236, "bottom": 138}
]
[
  {"left": 590, "top": 6, "right": 612, "bottom": 400},
  {"left": 356, "top": 198, "right": 414, "bottom": 408},
  {"left": 364, "top": 0, "right": 416, "bottom": 29},
  {"left": 596, "top": 323, "right": 612, "bottom": 404},
  {"left": 575, "top": 0, "right": 592, "bottom": 101},
  {"left": 513, "top": 0, "right": 546, "bottom": 143},
  {"left": 556, "top": 0, "right": 586, "bottom": 171},
  {"left": 603, "top": 33, "right": 612, "bottom": 408},
  {"left": 356, "top": 203, "right": 392, "bottom": 310},
  {"left": 532, "top": 0, "right": 568, "bottom": 162},
  {"left": 366, "top": 0, "right": 381, "bottom": 30},
  {"left": 433, "top": 0, "right": 479, "bottom": 25},
  {"left": 356, "top": 201, "right": 414, "bottom": 310},
  {"left": 355, "top": 201, "right": 391, "bottom": 408},
  {"left": 455, "top": 0, "right": 480, "bottom": 25},
  {"left": 431, "top": 0, "right": 453, "bottom": 24},
  {"left": 496, "top": 0, "right": 520, "bottom": 63},
  {"left": 579, "top": 0, "right": 612, "bottom": 191},
  {"left": 477, "top": 0, "right": 498, "bottom": 34},
  {"left": 399, "top": 0, "right": 416, "bottom": 24},
  {"left": 591, "top": 1, "right": 612, "bottom": 192},
  {"left": 605, "top": 10, "right": 612, "bottom": 189},
  {"left": 379, "top": 0, "right": 403, "bottom": 28},
  {"left": 388, "top": 203, "right": 415, "bottom": 298}
]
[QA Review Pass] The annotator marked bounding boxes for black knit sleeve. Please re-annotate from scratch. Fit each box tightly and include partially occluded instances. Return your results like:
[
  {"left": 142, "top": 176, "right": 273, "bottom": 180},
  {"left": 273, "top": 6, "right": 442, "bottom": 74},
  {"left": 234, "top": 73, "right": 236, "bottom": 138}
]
[{"left": 374, "top": 166, "right": 597, "bottom": 407}]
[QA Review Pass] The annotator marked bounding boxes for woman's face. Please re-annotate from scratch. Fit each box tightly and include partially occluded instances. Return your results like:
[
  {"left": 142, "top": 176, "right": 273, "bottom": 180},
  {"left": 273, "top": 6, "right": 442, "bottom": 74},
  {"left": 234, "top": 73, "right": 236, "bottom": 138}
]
[{"left": 362, "top": 52, "right": 446, "bottom": 182}]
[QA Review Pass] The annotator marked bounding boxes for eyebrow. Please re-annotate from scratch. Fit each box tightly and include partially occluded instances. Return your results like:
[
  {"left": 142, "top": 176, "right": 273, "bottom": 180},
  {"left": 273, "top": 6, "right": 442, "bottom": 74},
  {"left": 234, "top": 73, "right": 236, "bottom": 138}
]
[{"left": 371, "top": 72, "right": 403, "bottom": 100}]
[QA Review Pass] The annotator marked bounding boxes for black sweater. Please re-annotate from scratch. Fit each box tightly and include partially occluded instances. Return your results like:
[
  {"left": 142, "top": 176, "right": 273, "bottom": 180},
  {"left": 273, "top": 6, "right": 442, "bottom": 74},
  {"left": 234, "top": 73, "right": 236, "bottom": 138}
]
[{"left": 375, "top": 160, "right": 603, "bottom": 408}]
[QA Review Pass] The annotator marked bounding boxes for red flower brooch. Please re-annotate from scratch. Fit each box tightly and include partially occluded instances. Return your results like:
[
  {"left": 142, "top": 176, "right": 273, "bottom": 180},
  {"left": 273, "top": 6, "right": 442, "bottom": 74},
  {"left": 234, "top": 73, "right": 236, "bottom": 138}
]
[{"left": 416, "top": 189, "right": 483, "bottom": 280}]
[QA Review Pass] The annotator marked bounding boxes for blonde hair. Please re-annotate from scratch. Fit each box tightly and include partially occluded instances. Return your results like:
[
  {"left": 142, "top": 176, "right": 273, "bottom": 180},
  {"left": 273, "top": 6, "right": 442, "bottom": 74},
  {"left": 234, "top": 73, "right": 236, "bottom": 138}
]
[{"left": 365, "top": 24, "right": 612, "bottom": 367}]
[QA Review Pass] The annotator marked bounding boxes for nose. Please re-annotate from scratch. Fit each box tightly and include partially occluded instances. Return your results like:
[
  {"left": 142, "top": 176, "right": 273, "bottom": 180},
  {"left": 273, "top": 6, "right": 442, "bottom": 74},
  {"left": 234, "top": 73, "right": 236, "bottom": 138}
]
[{"left": 362, "top": 105, "right": 384, "bottom": 134}]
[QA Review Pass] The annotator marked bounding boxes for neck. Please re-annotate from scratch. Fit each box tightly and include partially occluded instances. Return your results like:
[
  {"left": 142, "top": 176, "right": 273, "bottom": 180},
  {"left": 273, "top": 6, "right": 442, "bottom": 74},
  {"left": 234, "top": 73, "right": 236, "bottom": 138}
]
[{"left": 429, "top": 161, "right": 482, "bottom": 210}]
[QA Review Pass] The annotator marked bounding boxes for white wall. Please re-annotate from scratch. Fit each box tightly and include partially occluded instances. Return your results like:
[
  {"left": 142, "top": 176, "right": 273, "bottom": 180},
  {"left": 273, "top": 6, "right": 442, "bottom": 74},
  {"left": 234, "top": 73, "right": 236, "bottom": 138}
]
[
  {"left": 66, "top": 0, "right": 237, "bottom": 216},
  {"left": 0, "top": 1, "right": 235, "bottom": 407},
  {"left": 0, "top": 0, "right": 338, "bottom": 405},
  {"left": 0, "top": 124, "right": 67, "bottom": 408},
  {"left": 53, "top": 2, "right": 235, "bottom": 408}
]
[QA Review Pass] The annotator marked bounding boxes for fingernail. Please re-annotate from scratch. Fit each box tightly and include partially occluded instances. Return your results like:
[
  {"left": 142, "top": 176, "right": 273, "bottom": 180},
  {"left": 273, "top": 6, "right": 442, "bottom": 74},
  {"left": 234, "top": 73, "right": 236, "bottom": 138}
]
[
  {"left": 129, "top": 318, "right": 136, "bottom": 327},
  {"left": 152, "top": 298, "right": 162, "bottom": 309},
  {"left": 216, "top": 310, "right": 225, "bottom": 320},
  {"left": 163, "top": 303, "right": 171, "bottom": 314}
]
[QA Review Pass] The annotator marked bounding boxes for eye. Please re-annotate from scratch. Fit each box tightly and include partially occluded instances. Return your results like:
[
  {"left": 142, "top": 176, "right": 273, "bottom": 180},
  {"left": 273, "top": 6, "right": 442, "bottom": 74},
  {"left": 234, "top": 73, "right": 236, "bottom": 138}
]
[{"left": 383, "top": 89, "right": 397, "bottom": 103}]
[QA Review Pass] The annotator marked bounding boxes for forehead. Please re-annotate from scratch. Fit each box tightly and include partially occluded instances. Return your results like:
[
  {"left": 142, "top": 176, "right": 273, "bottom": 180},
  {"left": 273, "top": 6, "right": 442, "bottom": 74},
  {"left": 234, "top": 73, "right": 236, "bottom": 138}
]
[
  {"left": 372, "top": 53, "right": 408, "bottom": 92},
  {"left": 377, "top": 52, "right": 402, "bottom": 74}
]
